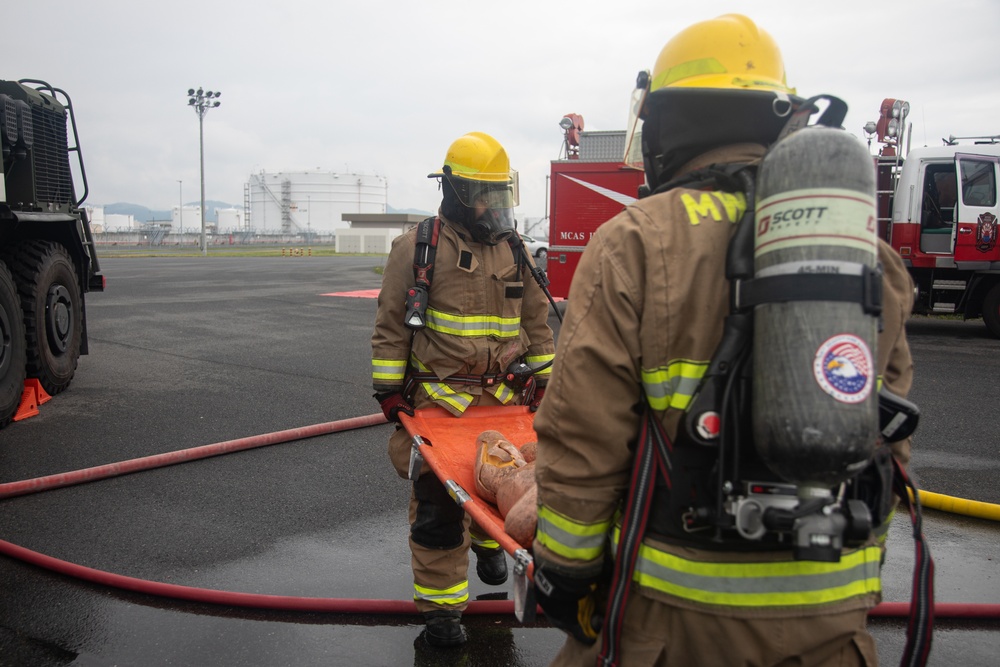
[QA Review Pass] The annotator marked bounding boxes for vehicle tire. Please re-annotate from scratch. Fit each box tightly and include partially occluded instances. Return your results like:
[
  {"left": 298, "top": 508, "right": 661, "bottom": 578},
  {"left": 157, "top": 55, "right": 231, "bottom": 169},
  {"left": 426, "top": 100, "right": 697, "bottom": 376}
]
[
  {"left": 0, "top": 259, "right": 27, "bottom": 428},
  {"left": 983, "top": 282, "right": 1000, "bottom": 339},
  {"left": 10, "top": 240, "right": 83, "bottom": 395},
  {"left": 536, "top": 248, "right": 547, "bottom": 260}
]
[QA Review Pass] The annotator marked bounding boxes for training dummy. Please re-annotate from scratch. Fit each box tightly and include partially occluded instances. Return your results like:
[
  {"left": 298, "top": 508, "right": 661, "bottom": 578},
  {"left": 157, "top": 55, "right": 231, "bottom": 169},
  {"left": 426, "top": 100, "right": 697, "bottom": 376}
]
[{"left": 473, "top": 430, "right": 537, "bottom": 547}]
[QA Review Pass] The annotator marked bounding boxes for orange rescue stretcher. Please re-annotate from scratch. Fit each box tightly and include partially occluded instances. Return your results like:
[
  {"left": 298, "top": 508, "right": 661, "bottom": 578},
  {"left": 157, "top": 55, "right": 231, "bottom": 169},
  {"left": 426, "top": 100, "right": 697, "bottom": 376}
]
[{"left": 399, "top": 405, "right": 538, "bottom": 622}]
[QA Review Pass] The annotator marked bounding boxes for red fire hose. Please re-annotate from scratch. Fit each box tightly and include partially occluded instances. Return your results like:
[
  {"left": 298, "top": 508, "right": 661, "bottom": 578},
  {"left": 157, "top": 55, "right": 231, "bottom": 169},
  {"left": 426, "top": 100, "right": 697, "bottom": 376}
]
[
  {"left": 0, "top": 413, "right": 389, "bottom": 500},
  {"left": 0, "top": 413, "right": 998, "bottom": 620},
  {"left": 0, "top": 537, "right": 510, "bottom": 615},
  {"left": 0, "top": 534, "right": 996, "bottom": 619}
]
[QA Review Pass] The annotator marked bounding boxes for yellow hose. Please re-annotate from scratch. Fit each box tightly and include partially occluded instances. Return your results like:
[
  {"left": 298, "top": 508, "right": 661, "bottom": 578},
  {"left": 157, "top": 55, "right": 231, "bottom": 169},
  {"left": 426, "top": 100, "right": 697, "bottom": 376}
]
[{"left": 912, "top": 489, "right": 1000, "bottom": 521}]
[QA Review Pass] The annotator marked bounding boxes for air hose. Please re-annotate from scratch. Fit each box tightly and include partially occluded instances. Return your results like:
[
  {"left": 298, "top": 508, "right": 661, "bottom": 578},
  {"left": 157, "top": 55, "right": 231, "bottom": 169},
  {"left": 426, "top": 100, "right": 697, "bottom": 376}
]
[{"left": 0, "top": 414, "right": 998, "bottom": 619}]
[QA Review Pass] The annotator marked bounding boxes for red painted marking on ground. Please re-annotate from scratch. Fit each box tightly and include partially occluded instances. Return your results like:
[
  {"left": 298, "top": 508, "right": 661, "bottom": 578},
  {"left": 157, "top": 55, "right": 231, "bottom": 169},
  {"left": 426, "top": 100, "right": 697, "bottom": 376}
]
[
  {"left": 322, "top": 289, "right": 381, "bottom": 298},
  {"left": 322, "top": 288, "right": 564, "bottom": 302}
]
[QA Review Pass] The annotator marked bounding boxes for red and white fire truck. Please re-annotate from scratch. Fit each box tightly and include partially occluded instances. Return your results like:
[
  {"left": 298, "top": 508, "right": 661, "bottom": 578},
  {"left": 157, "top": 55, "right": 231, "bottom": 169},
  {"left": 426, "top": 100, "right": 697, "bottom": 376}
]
[
  {"left": 873, "top": 98, "right": 1000, "bottom": 338},
  {"left": 546, "top": 105, "right": 1000, "bottom": 338},
  {"left": 545, "top": 115, "right": 645, "bottom": 298}
]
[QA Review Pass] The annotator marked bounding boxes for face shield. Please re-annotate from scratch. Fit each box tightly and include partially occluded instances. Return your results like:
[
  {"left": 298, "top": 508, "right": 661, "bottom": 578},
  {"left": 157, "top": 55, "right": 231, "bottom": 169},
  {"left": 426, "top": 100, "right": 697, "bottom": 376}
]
[
  {"left": 623, "top": 70, "right": 650, "bottom": 171},
  {"left": 448, "top": 171, "right": 519, "bottom": 245}
]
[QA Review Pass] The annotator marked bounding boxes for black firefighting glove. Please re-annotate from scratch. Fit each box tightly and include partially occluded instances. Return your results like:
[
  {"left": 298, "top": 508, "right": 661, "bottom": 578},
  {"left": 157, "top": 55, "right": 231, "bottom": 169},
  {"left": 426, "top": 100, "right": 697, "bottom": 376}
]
[
  {"left": 375, "top": 392, "right": 414, "bottom": 423},
  {"left": 528, "top": 386, "right": 545, "bottom": 412},
  {"left": 533, "top": 564, "right": 603, "bottom": 646}
]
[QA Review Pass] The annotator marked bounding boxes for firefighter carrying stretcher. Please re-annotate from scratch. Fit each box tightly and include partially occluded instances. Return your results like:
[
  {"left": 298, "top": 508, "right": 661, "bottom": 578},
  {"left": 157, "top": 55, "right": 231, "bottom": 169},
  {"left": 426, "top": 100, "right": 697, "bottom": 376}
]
[
  {"left": 371, "top": 131, "right": 555, "bottom": 647},
  {"left": 531, "top": 14, "right": 921, "bottom": 667}
]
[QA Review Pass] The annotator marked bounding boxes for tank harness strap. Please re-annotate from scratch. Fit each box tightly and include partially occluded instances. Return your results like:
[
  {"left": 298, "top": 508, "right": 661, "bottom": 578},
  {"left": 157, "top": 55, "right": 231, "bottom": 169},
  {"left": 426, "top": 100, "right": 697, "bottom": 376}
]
[
  {"left": 404, "top": 216, "right": 440, "bottom": 331},
  {"left": 734, "top": 269, "right": 883, "bottom": 315},
  {"left": 598, "top": 403, "right": 670, "bottom": 667},
  {"left": 891, "top": 456, "right": 936, "bottom": 667}
]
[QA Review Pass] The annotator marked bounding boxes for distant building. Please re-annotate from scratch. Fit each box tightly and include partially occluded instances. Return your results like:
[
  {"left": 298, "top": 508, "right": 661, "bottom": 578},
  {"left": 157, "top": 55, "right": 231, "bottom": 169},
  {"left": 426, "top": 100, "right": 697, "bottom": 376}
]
[
  {"left": 171, "top": 205, "right": 201, "bottom": 234},
  {"left": 84, "top": 206, "right": 105, "bottom": 233},
  {"left": 337, "top": 213, "right": 426, "bottom": 253},
  {"left": 216, "top": 207, "right": 243, "bottom": 231},
  {"left": 246, "top": 169, "right": 388, "bottom": 235}
]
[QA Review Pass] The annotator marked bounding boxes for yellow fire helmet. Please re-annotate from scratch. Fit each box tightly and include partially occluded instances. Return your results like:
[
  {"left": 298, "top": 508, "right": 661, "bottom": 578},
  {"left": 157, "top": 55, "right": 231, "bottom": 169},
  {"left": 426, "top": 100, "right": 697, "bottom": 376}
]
[
  {"left": 429, "top": 132, "right": 519, "bottom": 244},
  {"left": 429, "top": 132, "right": 515, "bottom": 184},
  {"left": 625, "top": 14, "right": 801, "bottom": 190},
  {"left": 651, "top": 13, "right": 795, "bottom": 94}
]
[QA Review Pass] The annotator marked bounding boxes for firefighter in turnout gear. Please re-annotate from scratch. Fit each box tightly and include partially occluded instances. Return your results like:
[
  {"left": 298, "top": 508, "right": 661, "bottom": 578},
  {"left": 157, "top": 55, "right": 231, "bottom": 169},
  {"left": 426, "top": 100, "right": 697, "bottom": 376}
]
[
  {"left": 371, "top": 132, "right": 555, "bottom": 647},
  {"left": 532, "top": 15, "right": 917, "bottom": 666}
]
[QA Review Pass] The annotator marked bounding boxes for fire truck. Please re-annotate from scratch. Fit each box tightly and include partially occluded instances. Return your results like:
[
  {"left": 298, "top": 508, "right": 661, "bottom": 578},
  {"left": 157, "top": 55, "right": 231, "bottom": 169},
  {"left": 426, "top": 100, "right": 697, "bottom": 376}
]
[
  {"left": 1, "top": 79, "right": 104, "bottom": 428},
  {"left": 546, "top": 115, "right": 645, "bottom": 298},
  {"left": 873, "top": 98, "right": 1000, "bottom": 338},
  {"left": 547, "top": 104, "right": 1000, "bottom": 338}
]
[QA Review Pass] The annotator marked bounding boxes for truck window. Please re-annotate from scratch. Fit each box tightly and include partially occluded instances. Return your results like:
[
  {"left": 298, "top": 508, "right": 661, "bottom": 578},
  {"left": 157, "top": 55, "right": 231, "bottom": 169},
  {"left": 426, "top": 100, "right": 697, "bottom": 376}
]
[
  {"left": 959, "top": 159, "right": 996, "bottom": 207},
  {"left": 920, "top": 164, "right": 956, "bottom": 230}
]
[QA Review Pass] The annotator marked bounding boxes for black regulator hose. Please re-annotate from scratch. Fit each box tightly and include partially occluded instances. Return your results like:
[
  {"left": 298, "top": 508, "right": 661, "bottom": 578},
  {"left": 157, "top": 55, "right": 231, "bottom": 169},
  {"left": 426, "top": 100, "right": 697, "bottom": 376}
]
[{"left": 509, "top": 234, "right": 563, "bottom": 324}]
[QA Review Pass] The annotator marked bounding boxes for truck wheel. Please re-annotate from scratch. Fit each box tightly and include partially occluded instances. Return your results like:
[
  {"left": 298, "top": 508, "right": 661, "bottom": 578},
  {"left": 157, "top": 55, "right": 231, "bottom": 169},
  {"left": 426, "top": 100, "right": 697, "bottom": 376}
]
[
  {"left": 984, "top": 283, "right": 1000, "bottom": 339},
  {"left": 0, "top": 260, "right": 27, "bottom": 428},
  {"left": 10, "top": 241, "right": 83, "bottom": 395}
]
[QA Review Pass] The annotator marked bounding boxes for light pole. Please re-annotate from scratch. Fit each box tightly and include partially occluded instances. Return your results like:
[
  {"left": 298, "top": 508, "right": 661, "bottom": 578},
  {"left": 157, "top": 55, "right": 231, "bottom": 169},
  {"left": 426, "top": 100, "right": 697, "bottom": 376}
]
[
  {"left": 177, "top": 180, "right": 183, "bottom": 237},
  {"left": 186, "top": 87, "right": 222, "bottom": 255}
]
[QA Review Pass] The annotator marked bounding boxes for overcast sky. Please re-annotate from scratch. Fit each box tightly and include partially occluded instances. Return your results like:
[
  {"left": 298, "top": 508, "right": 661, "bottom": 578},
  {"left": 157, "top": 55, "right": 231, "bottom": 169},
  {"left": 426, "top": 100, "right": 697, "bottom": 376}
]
[{"left": 9, "top": 1, "right": 1000, "bottom": 226}]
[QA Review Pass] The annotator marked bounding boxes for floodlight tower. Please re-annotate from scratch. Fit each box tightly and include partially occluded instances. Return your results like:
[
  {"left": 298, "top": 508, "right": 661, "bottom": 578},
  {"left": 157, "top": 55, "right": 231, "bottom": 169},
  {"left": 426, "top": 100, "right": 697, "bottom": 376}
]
[{"left": 187, "top": 87, "right": 222, "bottom": 255}]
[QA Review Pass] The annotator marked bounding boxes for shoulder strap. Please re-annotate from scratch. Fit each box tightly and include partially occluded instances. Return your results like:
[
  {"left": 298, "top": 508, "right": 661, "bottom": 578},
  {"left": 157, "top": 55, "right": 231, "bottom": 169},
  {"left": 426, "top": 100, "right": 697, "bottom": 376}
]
[
  {"left": 412, "top": 216, "right": 440, "bottom": 289},
  {"left": 403, "top": 217, "right": 440, "bottom": 330}
]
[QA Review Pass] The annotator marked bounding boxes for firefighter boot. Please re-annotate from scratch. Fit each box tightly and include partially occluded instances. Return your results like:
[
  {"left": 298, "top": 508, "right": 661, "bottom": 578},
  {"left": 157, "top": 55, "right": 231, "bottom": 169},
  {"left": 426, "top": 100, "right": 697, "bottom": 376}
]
[
  {"left": 422, "top": 610, "right": 467, "bottom": 647},
  {"left": 473, "top": 546, "right": 508, "bottom": 586}
]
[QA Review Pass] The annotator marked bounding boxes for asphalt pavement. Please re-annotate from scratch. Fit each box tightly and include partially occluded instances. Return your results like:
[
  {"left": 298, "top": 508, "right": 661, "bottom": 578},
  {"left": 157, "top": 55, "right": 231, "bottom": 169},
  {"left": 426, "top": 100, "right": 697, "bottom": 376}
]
[{"left": 0, "top": 256, "right": 997, "bottom": 666}]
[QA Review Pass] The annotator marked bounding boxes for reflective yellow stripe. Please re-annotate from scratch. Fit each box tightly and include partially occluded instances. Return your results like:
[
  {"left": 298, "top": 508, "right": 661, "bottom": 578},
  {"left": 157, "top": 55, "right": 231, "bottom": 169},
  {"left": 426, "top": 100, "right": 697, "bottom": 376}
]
[
  {"left": 413, "top": 580, "right": 469, "bottom": 606},
  {"left": 641, "top": 360, "right": 709, "bottom": 411},
  {"left": 535, "top": 505, "right": 610, "bottom": 561},
  {"left": 425, "top": 307, "right": 521, "bottom": 338},
  {"left": 470, "top": 533, "right": 500, "bottom": 550},
  {"left": 424, "top": 382, "right": 474, "bottom": 412},
  {"left": 372, "top": 358, "right": 407, "bottom": 383},
  {"left": 652, "top": 57, "right": 727, "bottom": 90},
  {"left": 491, "top": 383, "right": 516, "bottom": 404},
  {"left": 411, "top": 356, "right": 474, "bottom": 414},
  {"left": 612, "top": 526, "right": 881, "bottom": 607},
  {"left": 526, "top": 353, "right": 554, "bottom": 377},
  {"left": 874, "top": 508, "right": 896, "bottom": 544}
]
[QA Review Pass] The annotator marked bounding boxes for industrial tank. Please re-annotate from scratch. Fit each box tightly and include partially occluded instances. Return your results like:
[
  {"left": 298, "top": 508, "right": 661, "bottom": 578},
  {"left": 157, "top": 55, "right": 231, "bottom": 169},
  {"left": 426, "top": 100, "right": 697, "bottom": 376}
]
[{"left": 246, "top": 169, "right": 387, "bottom": 234}]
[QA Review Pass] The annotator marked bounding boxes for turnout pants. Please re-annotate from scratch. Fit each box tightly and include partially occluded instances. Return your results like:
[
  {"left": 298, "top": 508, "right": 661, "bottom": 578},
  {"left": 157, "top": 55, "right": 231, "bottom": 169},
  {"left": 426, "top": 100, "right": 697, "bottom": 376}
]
[
  {"left": 549, "top": 593, "right": 878, "bottom": 667},
  {"left": 388, "top": 393, "right": 507, "bottom": 614}
]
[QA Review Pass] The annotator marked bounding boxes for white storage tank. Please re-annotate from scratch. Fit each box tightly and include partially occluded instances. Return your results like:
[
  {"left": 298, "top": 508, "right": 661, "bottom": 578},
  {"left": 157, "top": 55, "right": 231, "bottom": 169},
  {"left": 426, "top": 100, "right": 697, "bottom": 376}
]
[{"left": 246, "top": 169, "right": 387, "bottom": 234}]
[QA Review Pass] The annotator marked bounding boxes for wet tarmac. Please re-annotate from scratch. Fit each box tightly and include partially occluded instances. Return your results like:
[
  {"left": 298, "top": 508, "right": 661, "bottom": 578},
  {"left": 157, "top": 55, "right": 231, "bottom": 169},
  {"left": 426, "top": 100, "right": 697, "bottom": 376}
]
[{"left": 0, "top": 257, "right": 997, "bottom": 666}]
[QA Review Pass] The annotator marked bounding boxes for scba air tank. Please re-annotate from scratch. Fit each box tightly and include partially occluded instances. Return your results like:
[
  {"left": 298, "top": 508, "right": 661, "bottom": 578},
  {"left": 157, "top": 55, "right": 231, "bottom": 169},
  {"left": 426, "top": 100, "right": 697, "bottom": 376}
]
[{"left": 752, "top": 126, "right": 879, "bottom": 488}]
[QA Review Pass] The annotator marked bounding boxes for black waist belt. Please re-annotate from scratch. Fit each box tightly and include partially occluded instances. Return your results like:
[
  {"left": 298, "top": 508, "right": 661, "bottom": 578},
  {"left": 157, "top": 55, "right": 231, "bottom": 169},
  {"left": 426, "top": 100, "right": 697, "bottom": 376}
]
[{"left": 407, "top": 371, "right": 513, "bottom": 388}]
